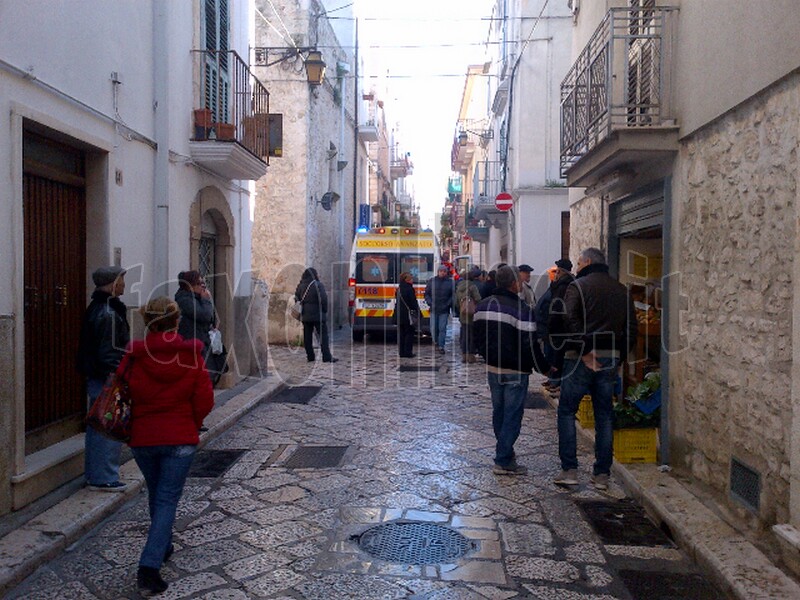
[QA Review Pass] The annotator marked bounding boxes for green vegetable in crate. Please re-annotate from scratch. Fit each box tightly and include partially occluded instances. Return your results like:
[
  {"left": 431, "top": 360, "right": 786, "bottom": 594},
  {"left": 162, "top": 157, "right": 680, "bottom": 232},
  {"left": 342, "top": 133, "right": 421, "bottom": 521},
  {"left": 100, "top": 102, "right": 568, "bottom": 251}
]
[{"left": 613, "top": 372, "right": 661, "bottom": 429}]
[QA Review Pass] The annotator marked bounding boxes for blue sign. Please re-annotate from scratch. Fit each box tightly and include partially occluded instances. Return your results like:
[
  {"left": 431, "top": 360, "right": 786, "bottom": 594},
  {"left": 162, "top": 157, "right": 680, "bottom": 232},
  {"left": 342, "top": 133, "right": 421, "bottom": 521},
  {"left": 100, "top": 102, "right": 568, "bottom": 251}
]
[{"left": 358, "top": 204, "right": 371, "bottom": 230}]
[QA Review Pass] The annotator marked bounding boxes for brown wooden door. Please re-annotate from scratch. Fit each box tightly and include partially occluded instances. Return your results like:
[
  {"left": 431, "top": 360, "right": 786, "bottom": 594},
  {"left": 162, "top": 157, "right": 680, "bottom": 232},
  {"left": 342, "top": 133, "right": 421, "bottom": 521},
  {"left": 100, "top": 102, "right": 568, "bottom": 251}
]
[{"left": 23, "top": 135, "right": 87, "bottom": 437}]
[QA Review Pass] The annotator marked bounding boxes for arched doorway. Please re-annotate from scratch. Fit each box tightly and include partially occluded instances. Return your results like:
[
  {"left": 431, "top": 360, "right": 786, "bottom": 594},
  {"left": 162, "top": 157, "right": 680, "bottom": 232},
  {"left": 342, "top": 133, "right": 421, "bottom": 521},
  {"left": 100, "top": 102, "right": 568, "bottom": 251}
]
[{"left": 190, "top": 187, "right": 235, "bottom": 383}]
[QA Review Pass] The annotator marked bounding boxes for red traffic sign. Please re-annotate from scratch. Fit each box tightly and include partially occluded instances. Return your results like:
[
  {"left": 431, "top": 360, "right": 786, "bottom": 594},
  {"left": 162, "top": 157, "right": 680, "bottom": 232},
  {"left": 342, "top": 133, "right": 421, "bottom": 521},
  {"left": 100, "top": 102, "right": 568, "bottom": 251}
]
[{"left": 495, "top": 192, "right": 513, "bottom": 211}]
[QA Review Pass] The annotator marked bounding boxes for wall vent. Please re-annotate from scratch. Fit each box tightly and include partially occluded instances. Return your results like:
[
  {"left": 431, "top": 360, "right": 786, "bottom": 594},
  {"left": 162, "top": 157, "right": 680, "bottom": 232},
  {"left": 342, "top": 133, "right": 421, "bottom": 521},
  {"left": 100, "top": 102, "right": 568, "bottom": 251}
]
[{"left": 730, "top": 458, "right": 760, "bottom": 513}]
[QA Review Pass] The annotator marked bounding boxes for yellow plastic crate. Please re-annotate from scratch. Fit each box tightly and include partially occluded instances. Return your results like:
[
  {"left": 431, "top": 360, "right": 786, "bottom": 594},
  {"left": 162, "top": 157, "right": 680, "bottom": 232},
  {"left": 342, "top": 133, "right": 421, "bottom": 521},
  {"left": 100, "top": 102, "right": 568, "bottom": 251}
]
[
  {"left": 576, "top": 395, "right": 594, "bottom": 428},
  {"left": 613, "top": 428, "right": 658, "bottom": 464}
]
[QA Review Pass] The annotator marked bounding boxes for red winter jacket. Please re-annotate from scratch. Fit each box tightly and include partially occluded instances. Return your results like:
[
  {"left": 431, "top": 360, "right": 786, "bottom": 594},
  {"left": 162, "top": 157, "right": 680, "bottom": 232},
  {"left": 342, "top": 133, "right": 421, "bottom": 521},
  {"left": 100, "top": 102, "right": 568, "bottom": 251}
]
[{"left": 123, "top": 332, "right": 214, "bottom": 447}]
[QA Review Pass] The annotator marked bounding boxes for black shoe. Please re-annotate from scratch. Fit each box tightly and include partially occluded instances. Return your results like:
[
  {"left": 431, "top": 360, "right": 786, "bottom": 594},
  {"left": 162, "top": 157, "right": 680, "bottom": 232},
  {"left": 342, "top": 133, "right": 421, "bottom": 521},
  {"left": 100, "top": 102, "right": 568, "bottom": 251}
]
[
  {"left": 322, "top": 357, "right": 338, "bottom": 363},
  {"left": 307, "top": 357, "right": 315, "bottom": 362},
  {"left": 137, "top": 566, "right": 168, "bottom": 596}
]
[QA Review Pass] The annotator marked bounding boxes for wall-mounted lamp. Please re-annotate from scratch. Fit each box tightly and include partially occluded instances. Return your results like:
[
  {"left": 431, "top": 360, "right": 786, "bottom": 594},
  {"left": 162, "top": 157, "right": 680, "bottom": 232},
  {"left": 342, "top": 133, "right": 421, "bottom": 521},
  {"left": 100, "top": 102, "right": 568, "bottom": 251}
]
[
  {"left": 253, "top": 46, "right": 326, "bottom": 86},
  {"left": 317, "top": 191, "right": 340, "bottom": 211},
  {"left": 458, "top": 128, "right": 494, "bottom": 147}
]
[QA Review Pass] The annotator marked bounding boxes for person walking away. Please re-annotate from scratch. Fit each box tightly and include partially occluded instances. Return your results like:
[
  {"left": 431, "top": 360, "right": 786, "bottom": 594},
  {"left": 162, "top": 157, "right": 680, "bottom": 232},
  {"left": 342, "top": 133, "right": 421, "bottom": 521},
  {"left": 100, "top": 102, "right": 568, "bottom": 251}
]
[
  {"left": 473, "top": 265, "right": 549, "bottom": 475},
  {"left": 517, "top": 264, "right": 536, "bottom": 307},
  {"left": 480, "top": 269, "right": 497, "bottom": 299},
  {"left": 395, "top": 272, "right": 420, "bottom": 358},
  {"left": 126, "top": 297, "right": 214, "bottom": 595},
  {"left": 535, "top": 258, "right": 575, "bottom": 393},
  {"left": 554, "top": 248, "right": 636, "bottom": 490},
  {"left": 454, "top": 266, "right": 482, "bottom": 363},
  {"left": 295, "top": 268, "right": 337, "bottom": 363},
  {"left": 175, "top": 270, "right": 215, "bottom": 367},
  {"left": 76, "top": 266, "right": 130, "bottom": 492},
  {"left": 424, "top": 265, "right": 455, "bottom": 354}
]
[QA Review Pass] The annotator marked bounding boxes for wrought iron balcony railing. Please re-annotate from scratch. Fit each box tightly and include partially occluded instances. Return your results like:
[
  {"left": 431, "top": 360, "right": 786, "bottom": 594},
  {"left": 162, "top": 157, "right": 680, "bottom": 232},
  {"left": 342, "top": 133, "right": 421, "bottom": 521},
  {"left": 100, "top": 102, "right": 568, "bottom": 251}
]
[
  {"left": 560, "top": 6, "right": 677, "bottom": 177},
  {"left": 473, "top": 160, "right": 503, "bottom": 205},
  {"left": 193, "top": 50, "right": 270, "bottom": 159}
]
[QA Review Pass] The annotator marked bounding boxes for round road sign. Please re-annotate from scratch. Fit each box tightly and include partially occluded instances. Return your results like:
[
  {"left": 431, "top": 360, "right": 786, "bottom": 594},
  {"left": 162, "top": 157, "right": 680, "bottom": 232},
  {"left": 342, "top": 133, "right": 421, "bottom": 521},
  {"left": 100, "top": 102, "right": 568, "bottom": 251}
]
[{"left": 495, "top": 192, "right": 513, "bottom": 211}]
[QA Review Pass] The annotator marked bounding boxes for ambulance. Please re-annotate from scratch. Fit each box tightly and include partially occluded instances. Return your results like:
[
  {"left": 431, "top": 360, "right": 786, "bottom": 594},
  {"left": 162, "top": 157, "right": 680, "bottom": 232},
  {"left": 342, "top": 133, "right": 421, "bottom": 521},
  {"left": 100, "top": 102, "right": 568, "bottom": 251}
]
[{"left": 349, "top": 227, "right": 440, "bottom": 342}]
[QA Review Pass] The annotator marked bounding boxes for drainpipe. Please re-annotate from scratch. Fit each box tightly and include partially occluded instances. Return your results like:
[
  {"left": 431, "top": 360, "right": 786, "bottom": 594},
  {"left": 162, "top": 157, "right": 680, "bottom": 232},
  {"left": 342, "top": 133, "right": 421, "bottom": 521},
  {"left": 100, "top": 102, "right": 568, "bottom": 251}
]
[
  {"left": 352, "top": 18, "right": 359, "bottom": 235},
  {"left": 152, "top": 1, "right": 170, "bottom": 295},
  {"left": 338, "top": 61, "right": 351, "bottom": 326}
]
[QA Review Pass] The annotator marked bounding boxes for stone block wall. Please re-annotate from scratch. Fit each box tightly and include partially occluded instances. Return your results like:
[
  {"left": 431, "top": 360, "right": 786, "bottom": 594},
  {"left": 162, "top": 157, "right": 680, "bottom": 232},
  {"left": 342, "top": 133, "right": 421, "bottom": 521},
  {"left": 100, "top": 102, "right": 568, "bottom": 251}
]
[
  {"left": 568, "top": 193, "right": 605, "bottom": 264},
  {"left": 671, "top": 74, "right": 799, "bottom": 525}
]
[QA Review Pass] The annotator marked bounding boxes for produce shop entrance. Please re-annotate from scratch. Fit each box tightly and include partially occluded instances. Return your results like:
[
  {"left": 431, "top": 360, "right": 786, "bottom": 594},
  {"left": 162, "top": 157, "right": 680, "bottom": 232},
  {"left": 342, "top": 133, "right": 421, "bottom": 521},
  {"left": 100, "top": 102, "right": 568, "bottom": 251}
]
[{"left": 608, "top": 181, "right": 664, "bottom": 390}]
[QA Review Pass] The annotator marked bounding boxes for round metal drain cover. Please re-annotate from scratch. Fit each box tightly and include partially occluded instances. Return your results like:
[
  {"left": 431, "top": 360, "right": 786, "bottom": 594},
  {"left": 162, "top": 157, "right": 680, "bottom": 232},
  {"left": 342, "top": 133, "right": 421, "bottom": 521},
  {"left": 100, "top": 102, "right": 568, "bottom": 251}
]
[{"left": 358, "top": 521, "right": 473, "bottom": 564}]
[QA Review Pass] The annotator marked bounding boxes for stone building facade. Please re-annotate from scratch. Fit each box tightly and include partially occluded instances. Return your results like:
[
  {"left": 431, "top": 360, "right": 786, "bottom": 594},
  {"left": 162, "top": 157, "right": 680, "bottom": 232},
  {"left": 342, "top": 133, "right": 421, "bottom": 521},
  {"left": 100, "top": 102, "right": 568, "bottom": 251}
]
[
  {"left": 562, "top": 0, "right": 800, "bottom": 571},
  {"left": 251, "top": 0, "right": 367, "bottom": 342}
]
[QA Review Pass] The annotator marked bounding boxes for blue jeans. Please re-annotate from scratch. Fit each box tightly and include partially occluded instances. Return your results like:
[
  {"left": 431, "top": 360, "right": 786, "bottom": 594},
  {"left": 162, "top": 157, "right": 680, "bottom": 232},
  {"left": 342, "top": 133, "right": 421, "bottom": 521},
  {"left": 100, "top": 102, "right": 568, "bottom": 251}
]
[
  {"left": 558, "top": 357, "right": 618, "bottom": 475},
  {"left": 132, "top": 445, "right": 196, "bottom": 568},
  {"left": 431, "top": 312, "right": 449, "bottom": 349},
  {"left": 85, "top": 378, "right": 123, "bottom": 486},
  {"left": 487, "top": 372, "right": 529, "bottom": 467}
]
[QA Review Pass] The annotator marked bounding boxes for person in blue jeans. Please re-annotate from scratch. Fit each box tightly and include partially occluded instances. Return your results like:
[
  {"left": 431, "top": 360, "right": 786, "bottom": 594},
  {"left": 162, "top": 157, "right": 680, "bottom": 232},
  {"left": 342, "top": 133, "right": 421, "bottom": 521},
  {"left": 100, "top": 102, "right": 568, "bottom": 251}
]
[
  {"left": 125, "top": 297, "right": 214, "bottom": 595},
  {"left": 424, "top": 265, "right": 455, "bottom": 354},
  {"left": 76, "top": 266, "right": 130, "bottom": 492},
  {"left": 473, "top": 265, "right": 549, "bottom": 475},
  {"left": 554, "top": 248, "right": 637, "bottom": 490}
]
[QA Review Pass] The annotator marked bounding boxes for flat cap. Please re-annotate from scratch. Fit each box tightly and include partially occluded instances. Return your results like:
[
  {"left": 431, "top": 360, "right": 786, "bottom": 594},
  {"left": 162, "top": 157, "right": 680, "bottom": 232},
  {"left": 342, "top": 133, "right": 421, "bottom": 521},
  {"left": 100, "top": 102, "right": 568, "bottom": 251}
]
[
  {"left": 555, "top": 258, "right": 573, "bottom": 271},
  {"left": 92, "top": 265, "right": 126, "bottom": 287},
  {"left": 517, "top": 264, "right": 534, "bottom": 273}
]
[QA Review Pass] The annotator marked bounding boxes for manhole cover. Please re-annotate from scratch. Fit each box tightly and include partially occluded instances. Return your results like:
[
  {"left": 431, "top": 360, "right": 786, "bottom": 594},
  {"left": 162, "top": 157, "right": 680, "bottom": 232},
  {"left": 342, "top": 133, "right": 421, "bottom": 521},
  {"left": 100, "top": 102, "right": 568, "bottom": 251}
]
[
  {"left": 189, "top": 449, "right": 245, "bottom": 477},
  {"left": 398, "top": 365, "right": 440, "bottom": 372},
  {"left": 357, "top": 521, "right": 474, "bottom": 564},
  {"left": 577, "top": 500, "right": 674, "bottom": 547},
  {"left": 270, "top": 385, "right": 322, "bottom": 404},
  {"left": 284, "top": 445, "right": 348, "bottom": 468},
  {"left": 619, "top": 570, "right": 724, "bottom": 600},
  {"left": 526, "top": 391, "right": 551, "bottom": 409}
]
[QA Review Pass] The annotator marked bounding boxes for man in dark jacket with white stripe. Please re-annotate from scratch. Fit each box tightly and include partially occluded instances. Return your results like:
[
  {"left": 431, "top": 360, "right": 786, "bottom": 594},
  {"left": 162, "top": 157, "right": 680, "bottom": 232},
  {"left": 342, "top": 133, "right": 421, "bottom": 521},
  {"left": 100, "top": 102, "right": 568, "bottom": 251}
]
[
  {"left": 474, "top": 265, "right": 548, "bottom": 475},
  {"left": 554, "top": 248, "right": 637, "bottom": 490}
]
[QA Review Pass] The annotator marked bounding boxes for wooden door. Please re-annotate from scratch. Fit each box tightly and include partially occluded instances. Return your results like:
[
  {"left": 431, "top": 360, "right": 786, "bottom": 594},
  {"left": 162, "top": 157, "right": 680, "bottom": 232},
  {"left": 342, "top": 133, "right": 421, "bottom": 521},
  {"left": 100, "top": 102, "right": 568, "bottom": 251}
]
[{"left": 23, "top": 133, "right": 87, "bottom": 441}]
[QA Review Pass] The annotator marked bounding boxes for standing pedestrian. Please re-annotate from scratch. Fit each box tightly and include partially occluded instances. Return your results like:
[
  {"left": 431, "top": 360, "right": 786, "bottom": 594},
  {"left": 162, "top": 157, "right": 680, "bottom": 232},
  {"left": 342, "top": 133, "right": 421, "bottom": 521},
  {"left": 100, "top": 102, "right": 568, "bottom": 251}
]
[
  {"left": 126, "top": 297, "right": 214, "bottom": 595},
  {"left": 535, "top": 258, "right": 575, "bottom": 393},
  {"left": 554, "top": 248, "right": 637, "bottom": 490},
  {"left": 76, "top": 266, "right": 130, "bottom": 492},
  {"left": 454, "top": 266, "right": 482, "bottom": 363},
  {"left": 395, "top": 272, "right": 420, "bottom": 358},
  {"left": 424, "top": 265, "right": 455, "bottom": 354},
  {"left": 474, "top": 265, "right": 549, "bottom": 475},
  {"left": 480, "top": 269, "right": 497, "bottom": 299},
  {"left": 517, "top": 264, "right": 537, "bottom": 307},
  {"left": 175, "top": 270, "right": 215, "bottom": 365},
  {"left": 295, "top": 268, "right": 337, "bottom": 363}
]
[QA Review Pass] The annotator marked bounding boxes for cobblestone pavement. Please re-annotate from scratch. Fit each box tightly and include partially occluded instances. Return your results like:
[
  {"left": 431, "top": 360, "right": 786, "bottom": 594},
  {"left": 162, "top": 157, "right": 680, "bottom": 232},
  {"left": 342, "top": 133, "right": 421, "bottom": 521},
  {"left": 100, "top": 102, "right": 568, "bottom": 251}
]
[{"left": 9, "top": 325, "right": 724, "bottom": 599}]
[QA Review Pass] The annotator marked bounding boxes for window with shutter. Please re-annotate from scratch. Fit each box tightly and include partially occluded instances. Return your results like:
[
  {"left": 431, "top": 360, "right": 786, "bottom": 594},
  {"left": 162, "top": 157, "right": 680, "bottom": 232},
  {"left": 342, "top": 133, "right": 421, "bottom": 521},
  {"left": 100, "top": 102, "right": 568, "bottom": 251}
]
[{"left": 203, "top": 0, "right": 230, "bottom": 123}]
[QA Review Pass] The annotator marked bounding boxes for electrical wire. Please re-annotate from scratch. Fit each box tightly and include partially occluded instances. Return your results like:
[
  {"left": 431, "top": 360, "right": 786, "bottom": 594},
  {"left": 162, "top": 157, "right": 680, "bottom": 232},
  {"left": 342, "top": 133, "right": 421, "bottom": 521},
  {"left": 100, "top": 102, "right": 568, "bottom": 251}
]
[
  {"left": 254, "top": 6, "right": 294, "bottom": 47},
  {"left": 264, "top": 0, "right": 297, "bottom": 47}
]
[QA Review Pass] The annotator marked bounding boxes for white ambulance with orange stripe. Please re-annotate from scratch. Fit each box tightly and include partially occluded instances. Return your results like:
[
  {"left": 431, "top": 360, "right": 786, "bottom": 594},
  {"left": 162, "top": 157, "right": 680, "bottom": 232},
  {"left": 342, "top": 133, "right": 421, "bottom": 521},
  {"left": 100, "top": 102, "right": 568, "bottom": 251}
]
[{"left": 349, "top": 227, "right": 439, "bottom": 342}]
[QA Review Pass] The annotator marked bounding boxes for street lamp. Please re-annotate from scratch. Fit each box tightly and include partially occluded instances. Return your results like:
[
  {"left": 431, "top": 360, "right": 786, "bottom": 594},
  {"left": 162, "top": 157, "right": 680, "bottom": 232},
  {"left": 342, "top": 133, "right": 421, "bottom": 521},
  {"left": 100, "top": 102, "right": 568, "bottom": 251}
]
[{"left": 252, "top": 46, "right": 326, "bottom": 86}]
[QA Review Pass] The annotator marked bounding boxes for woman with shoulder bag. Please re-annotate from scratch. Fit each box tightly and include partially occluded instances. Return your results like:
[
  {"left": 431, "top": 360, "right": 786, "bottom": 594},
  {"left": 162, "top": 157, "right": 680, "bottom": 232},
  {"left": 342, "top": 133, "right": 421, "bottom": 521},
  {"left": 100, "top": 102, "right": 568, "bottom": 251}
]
[
  {"left": 396, "top": 271, "right": 420, "bottom": 358},
  {"left": 125, "top": 297, "right": 214, "bottom": 595},
  {"left": 455, "top": 267, "right": 483, "bottom": 363},
  {"left": 175, "top": 270, "right": 215, "bottom": 365}
]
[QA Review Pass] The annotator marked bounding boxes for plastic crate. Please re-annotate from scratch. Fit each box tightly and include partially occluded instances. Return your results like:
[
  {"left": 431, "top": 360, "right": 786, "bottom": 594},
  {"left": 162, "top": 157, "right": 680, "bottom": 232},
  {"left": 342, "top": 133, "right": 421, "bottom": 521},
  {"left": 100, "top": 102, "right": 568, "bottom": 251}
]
[
  {"left": 613, "top": 428, "right": 658, "bottom": 464},
  {"left": 576, "top": 395, "right": 594, "bottom": 428}
]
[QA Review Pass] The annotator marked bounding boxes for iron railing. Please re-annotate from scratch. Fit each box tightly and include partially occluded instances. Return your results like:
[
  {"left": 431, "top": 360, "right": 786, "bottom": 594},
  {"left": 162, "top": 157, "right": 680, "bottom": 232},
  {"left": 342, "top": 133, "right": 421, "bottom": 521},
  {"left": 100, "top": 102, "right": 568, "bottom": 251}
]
[
  {"left": 560, "top": 6, "right": 677, "bottom": 176},
  {"left": 473, "top": 160, "right": 503, "bottom": 207},
  {"left": 193, "top": 49, "right": 270, "bottom": 159}
]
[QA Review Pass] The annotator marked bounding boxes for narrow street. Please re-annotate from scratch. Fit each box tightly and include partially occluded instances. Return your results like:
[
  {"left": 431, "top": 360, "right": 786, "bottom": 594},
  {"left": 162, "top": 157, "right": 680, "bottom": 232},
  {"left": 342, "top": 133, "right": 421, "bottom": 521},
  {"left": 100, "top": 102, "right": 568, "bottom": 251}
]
[{"left": 10, "top": 325, "right": 724, "bottom": 599}]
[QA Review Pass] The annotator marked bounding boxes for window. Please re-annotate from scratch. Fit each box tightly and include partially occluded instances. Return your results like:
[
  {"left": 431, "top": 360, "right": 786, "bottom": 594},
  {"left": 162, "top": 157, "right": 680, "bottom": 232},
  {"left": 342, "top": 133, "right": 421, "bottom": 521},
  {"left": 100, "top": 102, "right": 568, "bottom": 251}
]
[
  {"left": 204, "top": 0, "right": 230, "bottom": 123},
  {"left": 400, "top": 253, "right": 434, "bottom": 283},
  {"left": 356, "top": 254, "right": 394, "bottom": 283}
]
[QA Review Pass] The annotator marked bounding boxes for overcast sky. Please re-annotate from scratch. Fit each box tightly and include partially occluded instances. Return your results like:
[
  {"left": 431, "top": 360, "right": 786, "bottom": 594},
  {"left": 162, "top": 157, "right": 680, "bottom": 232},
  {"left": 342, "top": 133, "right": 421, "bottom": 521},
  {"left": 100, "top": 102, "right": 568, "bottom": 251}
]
[{"left": 354, "top": 0, "right": 495, "bottom": 229}]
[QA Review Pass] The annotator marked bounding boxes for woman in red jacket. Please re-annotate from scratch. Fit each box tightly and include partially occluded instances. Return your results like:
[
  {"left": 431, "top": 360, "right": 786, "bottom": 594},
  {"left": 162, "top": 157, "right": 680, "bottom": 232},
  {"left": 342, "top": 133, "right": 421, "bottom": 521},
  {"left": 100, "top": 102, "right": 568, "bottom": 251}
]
[{"left": 124, "top": 296, "right": 214, "bottom": 595}]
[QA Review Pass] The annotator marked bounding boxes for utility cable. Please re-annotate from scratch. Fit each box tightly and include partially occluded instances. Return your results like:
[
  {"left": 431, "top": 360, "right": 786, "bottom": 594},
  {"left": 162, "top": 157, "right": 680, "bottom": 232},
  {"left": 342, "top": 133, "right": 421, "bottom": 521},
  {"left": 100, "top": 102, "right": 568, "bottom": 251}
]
[
  {"left": 254, "top": 5, "right": 294, "bottom": 47},
  {"left": 264, "top": 0, "right": 297, "bottom": 47}
]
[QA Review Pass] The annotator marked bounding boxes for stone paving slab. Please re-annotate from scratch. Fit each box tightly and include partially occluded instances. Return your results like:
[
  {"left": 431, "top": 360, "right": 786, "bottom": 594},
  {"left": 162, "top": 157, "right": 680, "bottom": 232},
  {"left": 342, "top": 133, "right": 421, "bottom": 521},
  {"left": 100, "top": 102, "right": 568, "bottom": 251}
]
[{"left": 2, "top": 326, "right": 798, "bottom": 598}]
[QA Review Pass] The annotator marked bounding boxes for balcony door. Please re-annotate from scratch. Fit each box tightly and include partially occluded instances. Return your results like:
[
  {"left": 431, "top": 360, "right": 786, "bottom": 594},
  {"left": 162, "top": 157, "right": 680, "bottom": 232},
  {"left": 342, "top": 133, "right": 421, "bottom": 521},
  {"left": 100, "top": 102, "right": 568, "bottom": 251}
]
[{"left": 203, "top": 0, "right": 231, "bottom": 124}]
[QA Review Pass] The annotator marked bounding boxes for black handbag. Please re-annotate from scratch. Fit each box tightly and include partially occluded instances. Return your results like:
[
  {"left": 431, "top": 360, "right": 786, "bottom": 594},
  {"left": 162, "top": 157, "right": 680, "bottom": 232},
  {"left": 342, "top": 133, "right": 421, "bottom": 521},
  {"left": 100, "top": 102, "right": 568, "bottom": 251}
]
[{"left": 206, "top": 346, "right": 229, "bottom": 385}]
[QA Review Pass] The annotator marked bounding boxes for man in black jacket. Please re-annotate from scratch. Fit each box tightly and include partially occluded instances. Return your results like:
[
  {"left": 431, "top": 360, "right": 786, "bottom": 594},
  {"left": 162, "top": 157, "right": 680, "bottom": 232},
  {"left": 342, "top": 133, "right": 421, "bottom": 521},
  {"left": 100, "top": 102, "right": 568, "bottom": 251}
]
[
  {"left": 77, "top": 266, "right": 130, "bottom": 491},
  {"left": 554, "top": 248, "right": 637, "bottom": 490},
  {"left": 424, "top": 265, "right": 455, "bottom": 354},
  {"left": 474, "top": 265, "right": 548, "bottom": 475}
]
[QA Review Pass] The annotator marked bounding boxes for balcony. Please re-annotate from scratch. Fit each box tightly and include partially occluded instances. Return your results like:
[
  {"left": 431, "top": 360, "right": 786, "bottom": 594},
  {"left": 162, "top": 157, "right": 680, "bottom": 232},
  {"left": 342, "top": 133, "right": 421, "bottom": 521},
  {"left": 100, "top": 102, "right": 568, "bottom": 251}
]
[
  {"left": 190, "top": 50, "right": 270, "bottom": 181},
  {"left": 390, "top": 156, "right": 413, "bottom": 180},
  {"left": 560, "top": 7, "right": 679, "bottom": 189},
  {"left": 358, "top": 119, "right": 379, "bottom": 142},
  {"left": 466, "top": 226, "right": 489, "bottom": 244},
  {"left": 472, "top": 160, "right": 504, "bottom": 223}
]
